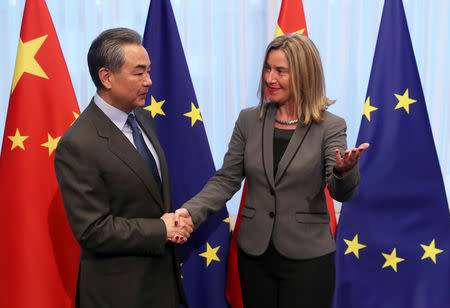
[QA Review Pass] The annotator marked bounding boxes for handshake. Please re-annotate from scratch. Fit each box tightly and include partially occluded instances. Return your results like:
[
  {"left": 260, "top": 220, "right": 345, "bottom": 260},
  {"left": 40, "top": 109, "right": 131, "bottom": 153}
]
[{"left": 160, "top": 208, "right": 193, "bottom": 244}]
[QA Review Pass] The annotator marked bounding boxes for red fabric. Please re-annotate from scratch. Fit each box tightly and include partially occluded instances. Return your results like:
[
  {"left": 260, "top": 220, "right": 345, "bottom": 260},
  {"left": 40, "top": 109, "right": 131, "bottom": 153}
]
[
  {"left": 225, "top": 180, "right": 247, "bottom": 308},
  {"left": 277, "top": 0, "right": 308, "bottom": 36},
  {"left": 0, "top": 1, "right": 80, "bottom": 307},
  {"left": 325, "top": 185, "right": 337, "bottom": 237},
  {"left": 226, "top": 1, "right": 337, "bottom": 306}
]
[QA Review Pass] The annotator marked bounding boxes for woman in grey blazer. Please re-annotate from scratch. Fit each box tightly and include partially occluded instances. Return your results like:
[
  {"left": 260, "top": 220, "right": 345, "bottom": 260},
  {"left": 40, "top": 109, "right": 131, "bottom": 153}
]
[{"left": 177, "top": 34, "right": 369, "bottom": 308}]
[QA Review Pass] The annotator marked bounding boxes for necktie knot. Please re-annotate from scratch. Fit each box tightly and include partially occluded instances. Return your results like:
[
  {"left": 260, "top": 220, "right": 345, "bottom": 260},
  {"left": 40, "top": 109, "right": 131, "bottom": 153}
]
[{"left": 127, "top": 113, "right": 141, "bottom": 134}]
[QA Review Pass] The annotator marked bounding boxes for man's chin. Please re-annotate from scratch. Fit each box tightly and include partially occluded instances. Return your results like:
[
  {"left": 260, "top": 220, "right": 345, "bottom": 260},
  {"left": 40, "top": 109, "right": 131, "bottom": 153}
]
[{"left": 135, "top": 99, "right": 146, "bottom": 107}]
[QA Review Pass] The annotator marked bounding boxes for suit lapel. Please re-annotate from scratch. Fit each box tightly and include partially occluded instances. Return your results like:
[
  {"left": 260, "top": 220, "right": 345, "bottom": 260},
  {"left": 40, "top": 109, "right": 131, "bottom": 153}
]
[
  {"left": 262, "top": 104, "right": 276, "bottom": 189},
  {"left": 90, "top": 102, "right": 165, "bottom": 210},
  {"left": 274, "top": 117, "right": 312, "bottom": 184},
  {"left": 134, "top": 108, "right": 172, "bottom": 212}
]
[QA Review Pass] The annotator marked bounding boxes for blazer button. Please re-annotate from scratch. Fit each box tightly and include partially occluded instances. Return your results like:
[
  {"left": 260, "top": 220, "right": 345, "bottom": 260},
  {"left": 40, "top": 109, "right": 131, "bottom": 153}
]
[
  {"left": 269, "top": 188, "right": 275, "bottom": 195},
  {"left": 269, "top": 212, "right": 275, "bottom": 218}
]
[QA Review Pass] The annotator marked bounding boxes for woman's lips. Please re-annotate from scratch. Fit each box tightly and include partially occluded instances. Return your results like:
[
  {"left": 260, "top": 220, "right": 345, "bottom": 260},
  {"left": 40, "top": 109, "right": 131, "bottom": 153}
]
[{"left": 268, "top": 87, "right": 280, "bottom": 93}]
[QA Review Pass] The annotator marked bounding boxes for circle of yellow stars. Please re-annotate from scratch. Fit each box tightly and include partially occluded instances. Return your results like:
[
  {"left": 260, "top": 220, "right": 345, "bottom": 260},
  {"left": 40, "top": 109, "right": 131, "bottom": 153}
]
[
  {"left": 343, "top": 234, "right": 444, "bottom": 272},
  {"left": 363, "top": 88, "right": 417, "bottom": 121}
]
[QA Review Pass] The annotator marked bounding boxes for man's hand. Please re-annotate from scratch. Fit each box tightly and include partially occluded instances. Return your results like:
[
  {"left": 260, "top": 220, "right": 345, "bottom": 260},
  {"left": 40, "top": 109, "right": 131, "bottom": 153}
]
[
  {"left": 160, "top": 212, "right": 193, "bottom": 244},
  {"left": 334, "top": 143, "right": 370, "bottom": 176}
]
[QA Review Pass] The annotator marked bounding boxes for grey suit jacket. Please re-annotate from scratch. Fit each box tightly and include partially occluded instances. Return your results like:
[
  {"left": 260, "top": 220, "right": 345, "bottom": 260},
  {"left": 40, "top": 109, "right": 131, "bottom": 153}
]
[
  {"left": 54, "top": 101, "right": 187, "bottom": 308},
  {"left": 184, "top": 103, "right": 359, "bottom": 259}
]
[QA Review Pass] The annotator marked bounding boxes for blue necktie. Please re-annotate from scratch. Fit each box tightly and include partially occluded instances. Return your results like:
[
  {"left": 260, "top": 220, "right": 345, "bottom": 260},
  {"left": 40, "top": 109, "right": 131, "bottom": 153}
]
[{"left": 126, "top": 113, "right": 162, "bottom": 193}]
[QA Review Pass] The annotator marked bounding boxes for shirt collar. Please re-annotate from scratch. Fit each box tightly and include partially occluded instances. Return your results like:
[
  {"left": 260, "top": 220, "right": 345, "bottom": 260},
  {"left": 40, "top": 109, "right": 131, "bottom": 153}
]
[{"left": 94, "top": 93, "right": 130, "bottom": 131}]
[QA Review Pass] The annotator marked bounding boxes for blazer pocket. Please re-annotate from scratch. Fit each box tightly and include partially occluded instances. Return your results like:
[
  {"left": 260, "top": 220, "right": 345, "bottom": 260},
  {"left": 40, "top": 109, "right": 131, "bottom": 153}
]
[
  {"left": 241, "top": 206, "right": 256, "bottom": 218},
  {"left": 295, "top": 212, "right": 329, "bottom": 224}
]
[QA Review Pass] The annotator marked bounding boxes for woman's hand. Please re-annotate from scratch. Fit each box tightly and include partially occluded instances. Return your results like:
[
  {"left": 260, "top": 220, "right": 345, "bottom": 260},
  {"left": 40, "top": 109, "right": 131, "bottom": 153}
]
[{"left": 334, "top": 143, "right": 370, "bottom": 176}]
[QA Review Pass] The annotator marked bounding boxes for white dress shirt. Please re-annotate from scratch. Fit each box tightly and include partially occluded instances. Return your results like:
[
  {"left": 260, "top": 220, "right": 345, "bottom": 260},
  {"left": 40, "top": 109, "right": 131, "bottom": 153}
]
[{"left": 94, "top": 93, "right": 162, "bottom": 179}]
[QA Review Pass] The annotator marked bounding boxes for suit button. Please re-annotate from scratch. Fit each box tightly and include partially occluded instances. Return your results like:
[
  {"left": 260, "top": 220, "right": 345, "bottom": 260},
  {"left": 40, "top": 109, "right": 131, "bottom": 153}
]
[
  {"left": 270, "top": 188, "right": 275, "bottom": 195},
  {"left": 269, "top": 212, "right": 275, "bottom": 218}
]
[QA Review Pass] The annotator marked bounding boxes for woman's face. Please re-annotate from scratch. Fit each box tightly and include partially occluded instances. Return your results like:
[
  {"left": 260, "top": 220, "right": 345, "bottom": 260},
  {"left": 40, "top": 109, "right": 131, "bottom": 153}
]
[{"left": 263, "top": 49, "right": 292, "bottom": 106}]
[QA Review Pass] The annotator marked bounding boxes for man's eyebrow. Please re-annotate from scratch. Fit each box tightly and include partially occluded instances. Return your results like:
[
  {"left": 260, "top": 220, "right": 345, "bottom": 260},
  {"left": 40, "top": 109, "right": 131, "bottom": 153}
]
[{"left": 134, "top": 64, "right": 150, "bottom": 70}]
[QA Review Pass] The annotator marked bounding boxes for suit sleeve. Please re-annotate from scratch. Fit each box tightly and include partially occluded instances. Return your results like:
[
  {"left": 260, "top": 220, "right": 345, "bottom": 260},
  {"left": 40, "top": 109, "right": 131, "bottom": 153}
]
[
  {"left": 183, "top": 110, "right": 248, "bottom": 227},
  {"left": 54, "top": 140, "right": 167, "bottom": 256},
  {"left": 323, "top": 116, "right": 360, "bottom": 202}
]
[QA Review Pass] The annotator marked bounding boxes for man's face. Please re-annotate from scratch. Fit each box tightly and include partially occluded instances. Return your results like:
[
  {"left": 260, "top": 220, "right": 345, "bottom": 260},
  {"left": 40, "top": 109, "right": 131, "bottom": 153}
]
[{"left": 108, "top": 44, "right": 152, "bottom": 113}]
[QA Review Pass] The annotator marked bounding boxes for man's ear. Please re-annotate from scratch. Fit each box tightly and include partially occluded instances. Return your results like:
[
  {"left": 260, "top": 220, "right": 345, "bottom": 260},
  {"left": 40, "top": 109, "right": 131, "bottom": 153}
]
[{"left": 98, "top": 67, "right": 112, "bottom": 90}]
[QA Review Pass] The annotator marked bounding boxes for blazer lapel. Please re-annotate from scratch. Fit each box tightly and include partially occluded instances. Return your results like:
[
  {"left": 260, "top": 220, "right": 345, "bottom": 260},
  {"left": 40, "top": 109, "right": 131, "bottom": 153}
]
[
  {"left": 274, "top": 117, "right": 312, "bottom": 184},
  {"left": 262, "top": 104, "right": 276, "bottom": 189},
  {"left": 90, "top": 103, "right": 165, "bottom": 210}
]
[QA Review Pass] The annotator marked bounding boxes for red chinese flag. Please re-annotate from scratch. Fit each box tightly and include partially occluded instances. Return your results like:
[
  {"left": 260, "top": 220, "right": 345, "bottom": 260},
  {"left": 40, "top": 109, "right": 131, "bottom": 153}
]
[
  {"left": 0, "top": 0, "right": 80, "bottom": 307},
  {"left": 226, "top": 181, "right": 247, "bottom": 308},
  {"left": 226, "top": 1, "right": 336, "bottom": 307},
  {"left": 275, "top": 0, "right": 309, "bottom": 37}
]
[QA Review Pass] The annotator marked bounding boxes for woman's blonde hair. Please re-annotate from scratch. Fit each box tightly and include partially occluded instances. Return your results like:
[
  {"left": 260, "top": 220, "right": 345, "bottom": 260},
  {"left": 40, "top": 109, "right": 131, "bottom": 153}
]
[{"left": 258, "top": 33, "right": 334, "bottom": 124}]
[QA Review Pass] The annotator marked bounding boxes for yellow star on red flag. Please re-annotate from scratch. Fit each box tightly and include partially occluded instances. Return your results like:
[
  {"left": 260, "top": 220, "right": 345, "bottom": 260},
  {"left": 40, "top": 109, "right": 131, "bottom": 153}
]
[
  {"left": 41, "top": 133, "right": 61, "bottom": 156},
  {"left": 71, "top": 111, "right": 80, "bottom": 126},
  {"left": 8, "top": 129, "right": 29, "bottom": 150},
  {"left": 275, "top": 25, "right": 305, "bottom": 38},
  {"left": 11, "top": 35, "right": 49, "bottom": 93}
]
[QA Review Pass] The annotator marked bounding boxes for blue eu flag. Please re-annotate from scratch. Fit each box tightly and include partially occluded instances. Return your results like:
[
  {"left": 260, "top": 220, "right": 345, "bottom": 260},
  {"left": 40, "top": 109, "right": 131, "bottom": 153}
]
[
  {"left": 142, "top": 0, "right": 231, "bottom": 307},
  {"left": 333, "top": 1, "right": 450, "bottom": 307}
]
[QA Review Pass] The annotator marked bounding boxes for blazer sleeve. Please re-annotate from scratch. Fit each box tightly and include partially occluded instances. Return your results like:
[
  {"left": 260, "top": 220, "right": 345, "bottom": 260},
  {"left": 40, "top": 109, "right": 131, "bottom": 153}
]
[
  {"left": 323, "top": 115, "right": 360, "bottom": 202},
  {"left": 183, "top": 109, "right": 249, "bottom": 227},
  {"left": 54, "top": 139, "right": 167, "bottom": 256}
]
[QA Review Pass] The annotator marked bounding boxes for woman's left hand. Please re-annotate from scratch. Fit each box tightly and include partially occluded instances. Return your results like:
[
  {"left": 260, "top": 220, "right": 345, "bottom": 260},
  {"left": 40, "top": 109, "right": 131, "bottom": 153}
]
[{"left": 334, "top": 143, "right": 370, "bottom": 176}]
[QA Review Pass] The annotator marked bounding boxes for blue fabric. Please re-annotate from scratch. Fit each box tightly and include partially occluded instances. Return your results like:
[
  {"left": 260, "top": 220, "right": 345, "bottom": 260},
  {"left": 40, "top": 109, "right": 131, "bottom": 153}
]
[
  {"left": 126, "top": 113, "right": 162, "bottom": 193},
  {"left": 333, "top": 1, "right": 450, "bottom": 308},
  {"left": 142, "top": 0, "right": 231, "bottom": 307}
]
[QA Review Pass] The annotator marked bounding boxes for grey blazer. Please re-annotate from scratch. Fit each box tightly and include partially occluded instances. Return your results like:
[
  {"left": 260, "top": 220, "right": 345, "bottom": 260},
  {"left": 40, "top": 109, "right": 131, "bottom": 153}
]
[
  {"left": 184, "top": 103, "right": 359, "bottom": 259},
  {"left": 55, "top": 101, "right": 187, "bottom": 308}
]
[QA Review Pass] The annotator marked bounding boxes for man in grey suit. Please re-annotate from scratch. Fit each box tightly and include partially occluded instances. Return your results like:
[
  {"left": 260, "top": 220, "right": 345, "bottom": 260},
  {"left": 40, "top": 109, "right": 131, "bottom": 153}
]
[{"left": 55, "top": 28, "right": 192, "bottom": 308}]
